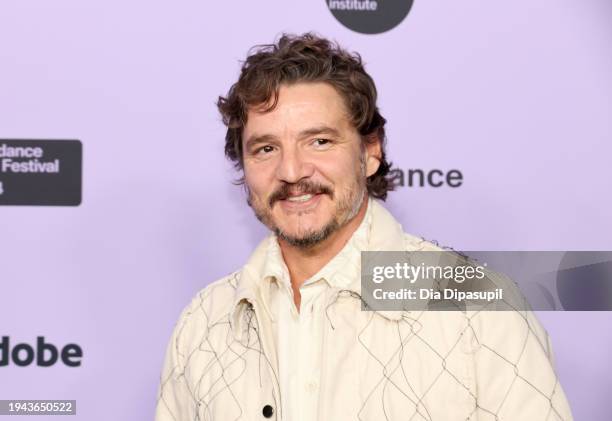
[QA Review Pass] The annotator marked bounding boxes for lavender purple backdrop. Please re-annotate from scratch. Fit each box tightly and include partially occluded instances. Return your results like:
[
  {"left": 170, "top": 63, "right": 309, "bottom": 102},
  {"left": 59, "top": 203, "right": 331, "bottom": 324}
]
[{"left": 1, "top": 0, "right": 611, "bottom": 419}]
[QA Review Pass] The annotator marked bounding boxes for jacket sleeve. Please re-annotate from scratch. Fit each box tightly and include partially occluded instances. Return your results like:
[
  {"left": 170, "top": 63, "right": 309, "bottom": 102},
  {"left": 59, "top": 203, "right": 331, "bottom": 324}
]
[
  {"left": 155, "top": 307, "right": 198, "bottom": 421},
  {"left": 466, "top": 309, "right": 574, "bottom": 421}
]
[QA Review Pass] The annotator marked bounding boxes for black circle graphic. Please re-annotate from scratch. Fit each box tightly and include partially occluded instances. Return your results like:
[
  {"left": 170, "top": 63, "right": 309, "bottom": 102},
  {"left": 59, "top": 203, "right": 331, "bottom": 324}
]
[{"left": 326, "top": 0, "right": 414, "bottom": 34}]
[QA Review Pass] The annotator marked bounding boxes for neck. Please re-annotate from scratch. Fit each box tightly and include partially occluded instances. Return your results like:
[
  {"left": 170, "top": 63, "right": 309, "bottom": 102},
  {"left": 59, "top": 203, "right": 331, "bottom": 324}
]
[{"left": 278, "top": 196, "right": 369, "bottom": 307}]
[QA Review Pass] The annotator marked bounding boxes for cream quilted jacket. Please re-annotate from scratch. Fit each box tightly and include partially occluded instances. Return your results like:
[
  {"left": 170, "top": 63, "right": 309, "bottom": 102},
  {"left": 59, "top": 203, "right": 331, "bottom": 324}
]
[{"left": 155, "top": 200, "right": 573, "bottom": 421}]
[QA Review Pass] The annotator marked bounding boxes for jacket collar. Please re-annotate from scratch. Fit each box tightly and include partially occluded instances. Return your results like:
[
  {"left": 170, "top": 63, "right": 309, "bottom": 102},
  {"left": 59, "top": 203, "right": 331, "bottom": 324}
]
[{"left": 230, "top": 198, "right": 408, "bottom": 334}]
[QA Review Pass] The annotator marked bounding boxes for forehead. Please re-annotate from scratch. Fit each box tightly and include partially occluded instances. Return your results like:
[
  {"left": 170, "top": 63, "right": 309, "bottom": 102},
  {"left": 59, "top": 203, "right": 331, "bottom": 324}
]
[{"left": 243, "top": 82, "right": 353, "bottom": 138}]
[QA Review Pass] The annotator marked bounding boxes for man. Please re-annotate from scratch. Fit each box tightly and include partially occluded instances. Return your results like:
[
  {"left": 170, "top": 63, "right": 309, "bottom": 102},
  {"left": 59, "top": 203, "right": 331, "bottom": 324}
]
[{"left": 156, "top": 33, "right": 573, "bottom": 420}]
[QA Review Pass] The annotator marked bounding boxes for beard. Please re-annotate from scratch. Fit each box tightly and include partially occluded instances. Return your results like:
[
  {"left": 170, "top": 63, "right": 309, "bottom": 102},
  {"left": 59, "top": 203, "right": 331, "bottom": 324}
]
[{"left": 247, "top": 164, "right": 367, "bottom": 249}]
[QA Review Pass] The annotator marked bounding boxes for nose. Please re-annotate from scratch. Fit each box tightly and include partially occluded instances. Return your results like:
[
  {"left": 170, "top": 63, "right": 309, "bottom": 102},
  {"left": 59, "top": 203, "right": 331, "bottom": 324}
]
[{"left": 275, "top": 146, "right": 314, "bottom": 183}]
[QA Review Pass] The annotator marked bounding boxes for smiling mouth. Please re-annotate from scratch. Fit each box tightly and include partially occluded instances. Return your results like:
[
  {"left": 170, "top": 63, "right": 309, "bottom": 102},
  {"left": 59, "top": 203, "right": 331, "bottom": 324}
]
[
  {"left": 285, "top": 194, "right": 315, "bottom": 203},
  {"left": 268, "top": 180, "right": 334, "bottom": 208},
  {"left": 277, "top": 192, "right": 323, "bottom": 211}
]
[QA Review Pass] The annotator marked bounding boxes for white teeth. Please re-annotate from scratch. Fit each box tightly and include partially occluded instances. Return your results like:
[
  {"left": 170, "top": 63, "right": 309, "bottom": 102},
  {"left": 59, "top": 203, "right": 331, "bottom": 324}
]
[{"left": 287, "top": 194, "right": 313, "bottom": 202}]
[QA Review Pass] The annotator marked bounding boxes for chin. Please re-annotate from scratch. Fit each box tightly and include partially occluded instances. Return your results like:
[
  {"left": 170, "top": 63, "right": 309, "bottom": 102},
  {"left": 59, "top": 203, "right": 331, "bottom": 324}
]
[
  {"left": 275, "top": 215, "right": 340, "bottom": 246},
  {"left": 278, "top": 225, "right": 322, "bottom": 240},
  {"left": 282, "top": 217, "right": 330, "bottom": 235}
]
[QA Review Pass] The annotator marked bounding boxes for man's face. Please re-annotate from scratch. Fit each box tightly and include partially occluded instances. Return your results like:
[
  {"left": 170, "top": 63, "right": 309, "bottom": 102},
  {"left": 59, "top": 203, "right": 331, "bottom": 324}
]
[{"left": 242, "top": 82, "right": 380, "bottom": 248}]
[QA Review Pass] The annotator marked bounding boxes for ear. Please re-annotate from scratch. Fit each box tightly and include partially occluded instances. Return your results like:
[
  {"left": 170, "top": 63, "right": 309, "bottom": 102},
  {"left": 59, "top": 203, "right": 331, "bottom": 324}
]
[{"left": 364, "top": 134, "right": 382, "bottom": 177}]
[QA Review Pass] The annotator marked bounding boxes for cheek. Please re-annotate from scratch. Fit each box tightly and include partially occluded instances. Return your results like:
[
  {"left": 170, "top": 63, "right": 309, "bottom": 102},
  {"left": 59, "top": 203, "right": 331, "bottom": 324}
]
[
  {"left": 244, "top": 165, "right": 271, "bottom": 194},
  {"left": 316, "top": 153, "right": 362, "bottom": 182}
]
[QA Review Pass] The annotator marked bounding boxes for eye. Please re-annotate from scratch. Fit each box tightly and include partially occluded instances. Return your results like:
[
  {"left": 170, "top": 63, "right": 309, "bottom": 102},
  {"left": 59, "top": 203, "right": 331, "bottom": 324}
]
[
  {"left": 255, "top": 145, "right": 275, "bottom": 155},
  {"left": 312, "top": 138, "right": 332, "bottom": 149}
]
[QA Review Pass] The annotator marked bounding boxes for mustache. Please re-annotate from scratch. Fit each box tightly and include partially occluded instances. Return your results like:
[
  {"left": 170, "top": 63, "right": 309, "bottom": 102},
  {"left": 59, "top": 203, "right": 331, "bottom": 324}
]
[{"left": 268, "top": 180, "right": 334, "bottom": 207}]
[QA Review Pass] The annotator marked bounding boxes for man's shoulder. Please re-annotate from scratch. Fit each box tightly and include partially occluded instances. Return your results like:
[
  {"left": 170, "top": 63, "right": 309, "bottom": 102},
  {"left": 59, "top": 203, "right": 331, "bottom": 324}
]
[
  {"left": 402, "top": 232, "right": 446, "bottom": 252},
  {"left": 172, "top": 236, "right": 273, "bottom": 339},
  {"left": 173, "top": 271, "right": 242, "bottom": 337},
  {"left": 192, "top": 270, "right": 241, "bottom": 304}
]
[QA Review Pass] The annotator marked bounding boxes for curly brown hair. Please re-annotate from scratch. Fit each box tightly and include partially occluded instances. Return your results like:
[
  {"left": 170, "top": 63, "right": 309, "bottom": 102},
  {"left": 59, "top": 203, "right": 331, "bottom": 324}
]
[{"left": 217, "top": 32, "right": 393, "bottom": 200}]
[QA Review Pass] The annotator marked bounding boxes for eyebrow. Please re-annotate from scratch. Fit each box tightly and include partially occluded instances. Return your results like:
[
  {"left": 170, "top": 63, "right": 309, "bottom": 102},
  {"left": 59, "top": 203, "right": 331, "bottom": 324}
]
[{"left": 244, "top": 125, "right": 341, "bottom": 151}]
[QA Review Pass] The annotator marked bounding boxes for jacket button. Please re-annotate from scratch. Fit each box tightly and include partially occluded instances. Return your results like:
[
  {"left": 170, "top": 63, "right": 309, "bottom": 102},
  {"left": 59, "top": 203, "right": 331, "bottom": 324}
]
[{"left": 262, "top": 405, "right": 274, "bottom": 418}]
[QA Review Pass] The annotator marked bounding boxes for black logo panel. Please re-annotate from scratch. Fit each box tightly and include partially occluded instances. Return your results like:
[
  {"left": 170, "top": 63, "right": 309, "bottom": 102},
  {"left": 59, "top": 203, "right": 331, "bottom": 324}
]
[{"left": 0, "top": 139, "right": 82, "bottom": 206}]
